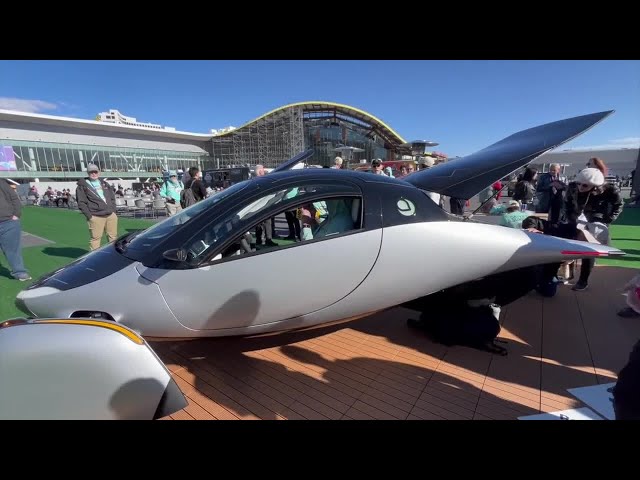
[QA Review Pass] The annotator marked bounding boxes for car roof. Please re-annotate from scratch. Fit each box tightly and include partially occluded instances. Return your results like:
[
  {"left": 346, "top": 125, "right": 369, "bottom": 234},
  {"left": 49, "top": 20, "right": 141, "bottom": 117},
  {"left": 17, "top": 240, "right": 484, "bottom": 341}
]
[{"left": 255, "top": 168, "right": 411, "bottom": 187}]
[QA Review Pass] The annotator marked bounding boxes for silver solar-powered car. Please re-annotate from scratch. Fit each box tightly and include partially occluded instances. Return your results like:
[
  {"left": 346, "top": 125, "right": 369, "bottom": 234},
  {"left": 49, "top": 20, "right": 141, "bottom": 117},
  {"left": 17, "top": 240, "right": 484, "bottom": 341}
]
[{"left": 17, "top": 110, "right": 623, "bottom": 339}]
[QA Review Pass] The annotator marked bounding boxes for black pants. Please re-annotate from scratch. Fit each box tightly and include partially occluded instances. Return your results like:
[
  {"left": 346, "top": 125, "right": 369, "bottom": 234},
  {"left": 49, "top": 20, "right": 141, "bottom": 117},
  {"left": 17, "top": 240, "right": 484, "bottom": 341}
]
[
  {"left": 548, "top": 194, "right": 563, "bottom": 224},
  {"left": 285, "top": 210, "right": 300, "bottom": 239},
  {"left": 548, "top": 220, "right": 597, "bottom": 285},
  {"left": 578, "top": 257, "right": 594, "bottom": 284},
  {"left": 450, "top": 197, "right": 466, "bottom": 215}
]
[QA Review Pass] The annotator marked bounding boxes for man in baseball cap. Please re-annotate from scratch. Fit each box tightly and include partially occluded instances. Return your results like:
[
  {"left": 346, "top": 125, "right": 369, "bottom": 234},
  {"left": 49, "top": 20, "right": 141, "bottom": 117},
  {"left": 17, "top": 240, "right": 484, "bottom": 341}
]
[{"left": 76, "top": 164, "right": 118, "bottom": 251}]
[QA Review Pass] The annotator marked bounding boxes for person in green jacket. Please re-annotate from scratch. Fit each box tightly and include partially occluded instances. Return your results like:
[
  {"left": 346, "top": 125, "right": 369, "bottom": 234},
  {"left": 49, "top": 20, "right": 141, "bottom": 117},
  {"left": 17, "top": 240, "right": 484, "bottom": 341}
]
[
  {"left": 160, "top": 171, "right": 183, "bottom": 216},
  {"left": 499, "top": 200, "right": 530, "bottom": 229}
]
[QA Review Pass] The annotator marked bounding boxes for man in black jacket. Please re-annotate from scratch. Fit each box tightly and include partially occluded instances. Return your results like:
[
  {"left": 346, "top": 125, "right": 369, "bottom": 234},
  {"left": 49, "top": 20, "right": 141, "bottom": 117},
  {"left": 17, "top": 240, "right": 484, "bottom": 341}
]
[
  {"left": 76, "top": 164, "right": 118, "bottom": 251},
  {"left": 184, "top": 166, "right": 207, "bottom": 203},
  {"left": 0, "top": 180, "right": 31, "bottom": 280}
]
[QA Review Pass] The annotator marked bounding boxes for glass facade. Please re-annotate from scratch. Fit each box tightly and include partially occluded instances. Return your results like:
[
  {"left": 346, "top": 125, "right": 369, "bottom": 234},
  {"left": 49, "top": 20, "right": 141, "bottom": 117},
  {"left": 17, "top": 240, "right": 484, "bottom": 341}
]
[
  {"left": 211, "top": 104, "right": 402, "bottom": 169},
  {"left": 1, "top": 103, "right": 406, "bottom": 178},
  {"left": 0, "top": 139, "right": 215, "bottom": 179},
  {"left": 304, "top": 121, "right": 389, "bottom": 168}
]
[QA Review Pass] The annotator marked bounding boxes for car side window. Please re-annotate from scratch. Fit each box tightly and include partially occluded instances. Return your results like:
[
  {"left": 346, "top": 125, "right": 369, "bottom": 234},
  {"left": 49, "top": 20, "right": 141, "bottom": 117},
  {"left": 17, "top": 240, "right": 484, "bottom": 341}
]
[
  {"left": 181, "top": 183, "right": 361, "bottom": 266},
  {"left": 209, "top": 196, "right": 362, "bottom": 263}
]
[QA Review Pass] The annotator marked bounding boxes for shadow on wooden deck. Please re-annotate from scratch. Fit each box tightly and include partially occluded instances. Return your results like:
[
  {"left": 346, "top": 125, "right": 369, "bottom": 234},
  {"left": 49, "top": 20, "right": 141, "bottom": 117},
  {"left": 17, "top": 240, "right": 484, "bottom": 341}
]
[{"left": 152, "top": 265, "right": 640, "bottom": 420}]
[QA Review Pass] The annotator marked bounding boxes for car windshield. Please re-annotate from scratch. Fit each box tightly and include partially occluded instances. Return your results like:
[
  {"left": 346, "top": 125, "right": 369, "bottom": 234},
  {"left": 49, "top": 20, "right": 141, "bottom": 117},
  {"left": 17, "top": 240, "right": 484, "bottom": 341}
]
[{"left": 122, "top": 181, "right": 250, "bottom": 254}]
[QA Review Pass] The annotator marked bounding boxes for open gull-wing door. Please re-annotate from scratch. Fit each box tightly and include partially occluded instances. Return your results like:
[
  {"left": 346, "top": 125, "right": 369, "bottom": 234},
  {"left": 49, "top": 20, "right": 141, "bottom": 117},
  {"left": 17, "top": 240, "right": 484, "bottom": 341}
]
[
  {"left": 405, "top": 111, "right": 614, "bottom": 199},
  {"left": 270, "top": 149, "right": 315, "bottom": 173}
]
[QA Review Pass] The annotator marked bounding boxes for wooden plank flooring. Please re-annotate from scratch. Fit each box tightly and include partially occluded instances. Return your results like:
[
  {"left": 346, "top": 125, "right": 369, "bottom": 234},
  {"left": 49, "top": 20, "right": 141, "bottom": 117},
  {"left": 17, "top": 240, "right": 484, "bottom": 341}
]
[{"left": 152, "top": 265, "right": 640, "bottom": 420}]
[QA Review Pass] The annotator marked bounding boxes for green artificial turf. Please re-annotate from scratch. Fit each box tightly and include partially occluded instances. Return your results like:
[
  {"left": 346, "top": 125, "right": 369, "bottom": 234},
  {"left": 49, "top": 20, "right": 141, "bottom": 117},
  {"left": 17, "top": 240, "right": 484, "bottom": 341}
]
[
  {"left": 598, "top": 206, "right": 640, "bottom": 269},
  {"left": 0, "top": 206, "right": 153, "bottom": 320}
]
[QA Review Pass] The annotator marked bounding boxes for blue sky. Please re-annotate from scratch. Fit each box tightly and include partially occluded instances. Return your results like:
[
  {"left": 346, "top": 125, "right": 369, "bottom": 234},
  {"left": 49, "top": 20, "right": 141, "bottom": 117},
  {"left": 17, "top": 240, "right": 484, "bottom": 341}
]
[{"left": 0, "top": 60, "right": 638, "bottom": 157}]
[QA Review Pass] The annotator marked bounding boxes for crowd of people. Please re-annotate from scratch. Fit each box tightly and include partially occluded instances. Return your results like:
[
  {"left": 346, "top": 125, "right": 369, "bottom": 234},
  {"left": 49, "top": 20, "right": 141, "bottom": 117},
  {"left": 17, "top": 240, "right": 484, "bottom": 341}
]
[
  {"left": 489, "top": 159, "right": 624, "bottom": 293},
  {"left": 335, "top": 155, "right": 468, "bottom": 214},
  {"left": 335, "top": 154, "right": 639, "bottom": 416},
  {"left": 1, "top": 154, "right": 638, "bottom": 419}
]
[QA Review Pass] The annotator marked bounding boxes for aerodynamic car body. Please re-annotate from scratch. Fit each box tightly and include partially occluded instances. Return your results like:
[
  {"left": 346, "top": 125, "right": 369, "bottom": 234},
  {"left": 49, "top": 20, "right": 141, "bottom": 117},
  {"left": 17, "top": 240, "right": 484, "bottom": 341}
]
[
  {"left": 16, "top": 110, "right": 624, "bottom": 339},
  {"left": 0, "top": 317, "right": 187, "bottom": 419}
]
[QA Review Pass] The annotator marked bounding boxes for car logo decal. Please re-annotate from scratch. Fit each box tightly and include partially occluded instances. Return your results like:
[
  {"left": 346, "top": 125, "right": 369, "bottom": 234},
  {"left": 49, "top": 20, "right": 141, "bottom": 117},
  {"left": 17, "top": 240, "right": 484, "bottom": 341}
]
[{"left": 397, "top": 198, "right": 416, "bottom": 216}]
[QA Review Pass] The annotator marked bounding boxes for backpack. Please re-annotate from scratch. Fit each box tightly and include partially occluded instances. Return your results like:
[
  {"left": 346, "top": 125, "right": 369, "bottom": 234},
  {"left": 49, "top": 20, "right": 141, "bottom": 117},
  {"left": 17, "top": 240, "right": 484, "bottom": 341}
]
[{"left": 180, "top": 186, "right": 197, "bottom": 209}]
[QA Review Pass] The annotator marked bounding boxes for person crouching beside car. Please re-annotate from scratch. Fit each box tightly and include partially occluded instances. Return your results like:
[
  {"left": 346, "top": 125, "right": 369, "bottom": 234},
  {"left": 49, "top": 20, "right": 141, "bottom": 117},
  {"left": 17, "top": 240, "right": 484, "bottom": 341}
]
[
  {"left": 160, "top": 171, "right": 183, "bottom": 217},
  {"left": 497, "top": 200, "right": 529, "bottom": 229}
]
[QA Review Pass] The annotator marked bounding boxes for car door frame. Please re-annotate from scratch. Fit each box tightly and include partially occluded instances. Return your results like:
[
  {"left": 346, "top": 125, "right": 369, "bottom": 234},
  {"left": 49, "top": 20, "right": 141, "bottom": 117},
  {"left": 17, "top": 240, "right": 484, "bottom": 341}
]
[{"left": 186, "top": 177, "right": 382, "bottom": 268}]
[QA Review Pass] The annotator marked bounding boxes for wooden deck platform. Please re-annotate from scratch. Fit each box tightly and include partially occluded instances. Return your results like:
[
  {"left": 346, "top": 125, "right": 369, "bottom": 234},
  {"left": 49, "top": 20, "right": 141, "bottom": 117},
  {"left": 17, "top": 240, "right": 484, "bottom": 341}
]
[{"left": 151, "top": 265, "right": 640, "bottom": 420}]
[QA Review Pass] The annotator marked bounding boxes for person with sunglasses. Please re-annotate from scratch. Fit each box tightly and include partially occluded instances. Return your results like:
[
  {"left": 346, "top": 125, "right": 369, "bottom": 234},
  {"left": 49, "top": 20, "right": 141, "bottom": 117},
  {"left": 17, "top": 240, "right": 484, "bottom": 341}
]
[{"left": 564, "top": 167, "right": 623, "bottom": 291}]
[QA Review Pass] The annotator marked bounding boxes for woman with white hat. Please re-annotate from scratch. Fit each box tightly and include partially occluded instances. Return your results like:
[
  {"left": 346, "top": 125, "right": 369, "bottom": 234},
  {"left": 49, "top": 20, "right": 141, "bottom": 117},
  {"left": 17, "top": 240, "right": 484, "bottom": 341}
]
[{"left": 564, "top": 167, "right": 623, "bottom": 291}]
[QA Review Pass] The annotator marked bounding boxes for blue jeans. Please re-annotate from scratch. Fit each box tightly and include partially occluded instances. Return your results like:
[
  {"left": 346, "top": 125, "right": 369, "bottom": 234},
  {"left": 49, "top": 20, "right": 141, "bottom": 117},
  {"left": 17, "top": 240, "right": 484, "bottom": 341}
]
[{"left": 0, "top": 219, "right": 28, "bottom": 277}]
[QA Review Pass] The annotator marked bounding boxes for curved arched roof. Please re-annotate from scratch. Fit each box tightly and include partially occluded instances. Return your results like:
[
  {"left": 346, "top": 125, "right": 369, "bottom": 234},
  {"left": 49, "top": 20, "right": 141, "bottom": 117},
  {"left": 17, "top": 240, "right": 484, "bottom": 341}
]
[{"left": 212, "top": 101, "right": 407, "bottom": 146}]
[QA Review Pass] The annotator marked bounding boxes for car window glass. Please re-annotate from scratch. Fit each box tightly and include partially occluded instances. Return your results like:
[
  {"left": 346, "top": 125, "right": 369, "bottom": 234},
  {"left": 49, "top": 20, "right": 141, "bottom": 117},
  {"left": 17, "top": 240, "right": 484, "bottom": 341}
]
[
  {"left": 125, "top": 181, "right": 249, "bottom": 251},
  {"left": 210, "top": 196, "right": 362, "bottom": 262},
  {"left": 182, "top": 184, "right": 361, "bottom": 265}
]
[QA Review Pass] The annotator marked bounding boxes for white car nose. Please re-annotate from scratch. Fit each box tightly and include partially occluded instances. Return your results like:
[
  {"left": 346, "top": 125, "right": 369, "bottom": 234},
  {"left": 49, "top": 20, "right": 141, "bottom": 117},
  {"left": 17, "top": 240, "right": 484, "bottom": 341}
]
[{"left": 17, "top": 286, "right": 61, "bottom": 300}]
